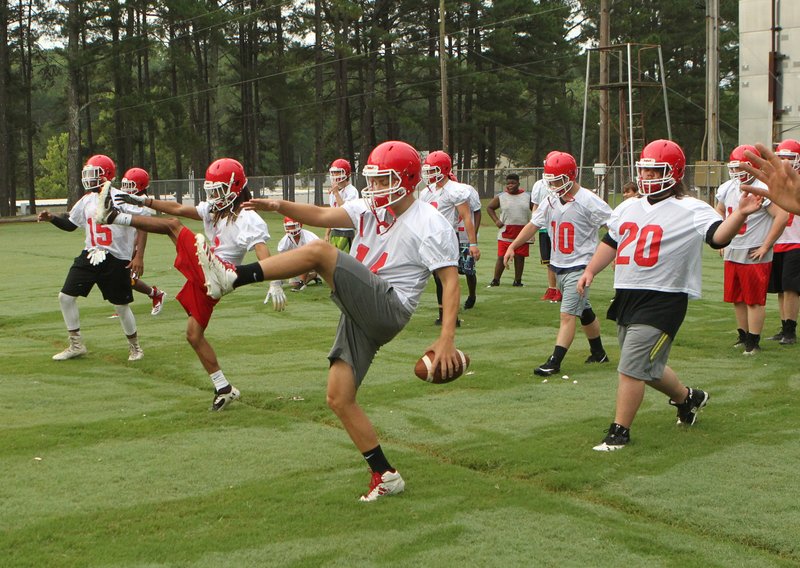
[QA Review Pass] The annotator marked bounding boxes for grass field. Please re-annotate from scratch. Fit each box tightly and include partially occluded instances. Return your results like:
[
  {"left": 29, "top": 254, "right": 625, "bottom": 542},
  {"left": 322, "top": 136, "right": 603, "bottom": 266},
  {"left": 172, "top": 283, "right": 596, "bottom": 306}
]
[{"left": 1, "top": 212, "right": 799, "bottom": 567}]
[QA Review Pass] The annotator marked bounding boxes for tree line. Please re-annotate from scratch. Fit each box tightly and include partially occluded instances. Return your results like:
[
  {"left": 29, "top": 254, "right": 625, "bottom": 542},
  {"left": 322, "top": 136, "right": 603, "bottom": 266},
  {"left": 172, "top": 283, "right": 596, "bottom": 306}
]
[{"left": 0, "top": 0, "right": 737, "bottom": 215}]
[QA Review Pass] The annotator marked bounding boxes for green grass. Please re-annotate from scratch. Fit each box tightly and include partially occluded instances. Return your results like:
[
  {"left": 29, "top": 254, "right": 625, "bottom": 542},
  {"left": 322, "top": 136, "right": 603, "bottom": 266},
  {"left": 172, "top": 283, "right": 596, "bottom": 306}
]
[{"left": 1, "top": 214, "right": 799, "bottom": 567}]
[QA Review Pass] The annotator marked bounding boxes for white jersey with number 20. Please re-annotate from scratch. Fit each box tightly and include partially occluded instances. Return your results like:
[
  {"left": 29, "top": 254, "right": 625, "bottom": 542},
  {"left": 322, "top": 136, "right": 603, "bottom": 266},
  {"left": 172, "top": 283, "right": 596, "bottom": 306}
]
[
  {"left": 608, "top": 195, "right": 722, "bottom": 299},
  {"left": 342, "top": 198, "right": 459, "bottom": 312}
]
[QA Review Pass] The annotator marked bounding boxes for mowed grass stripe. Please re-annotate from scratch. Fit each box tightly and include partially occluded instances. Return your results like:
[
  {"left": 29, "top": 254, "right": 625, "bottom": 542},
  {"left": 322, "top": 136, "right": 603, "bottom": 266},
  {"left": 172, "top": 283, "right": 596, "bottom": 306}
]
[{"left": 1, "top": 216, "right": 798, "bottom": 566}]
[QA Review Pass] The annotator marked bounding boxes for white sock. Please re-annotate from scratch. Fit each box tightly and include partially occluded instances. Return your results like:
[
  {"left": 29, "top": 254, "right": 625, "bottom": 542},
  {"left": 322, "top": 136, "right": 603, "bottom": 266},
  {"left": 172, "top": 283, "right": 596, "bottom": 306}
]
[
  {"left": 115, "top": 213, "right": 133, "bottom": 226},
  {"left": 210, "top": 370, "right": 229, "bottom": 391},
  {"left": 115, "top": 304, "right": 137, "bottom": 336},
  {"left": 58, "top": 292, "right": 80, "bottom": 330}
]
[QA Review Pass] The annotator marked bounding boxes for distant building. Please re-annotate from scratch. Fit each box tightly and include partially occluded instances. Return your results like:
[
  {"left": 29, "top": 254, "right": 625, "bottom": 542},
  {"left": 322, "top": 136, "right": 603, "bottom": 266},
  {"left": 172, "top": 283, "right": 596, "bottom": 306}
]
[{"left": 739, "top": 0, "right": 800, "bottom": 145}]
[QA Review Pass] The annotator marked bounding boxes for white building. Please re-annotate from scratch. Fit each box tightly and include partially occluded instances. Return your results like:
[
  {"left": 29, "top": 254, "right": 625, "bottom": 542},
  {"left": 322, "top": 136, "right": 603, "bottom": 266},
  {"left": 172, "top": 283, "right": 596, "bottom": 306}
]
[{"left": 739, "top": 0, "right": 800, "bottom": 145}]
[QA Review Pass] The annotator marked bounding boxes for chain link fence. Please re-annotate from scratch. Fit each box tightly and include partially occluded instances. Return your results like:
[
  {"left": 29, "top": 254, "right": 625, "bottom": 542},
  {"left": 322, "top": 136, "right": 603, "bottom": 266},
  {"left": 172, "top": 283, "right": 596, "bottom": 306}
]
[{"left": 149, "top": 164, "right": 727, "bottom": 207}]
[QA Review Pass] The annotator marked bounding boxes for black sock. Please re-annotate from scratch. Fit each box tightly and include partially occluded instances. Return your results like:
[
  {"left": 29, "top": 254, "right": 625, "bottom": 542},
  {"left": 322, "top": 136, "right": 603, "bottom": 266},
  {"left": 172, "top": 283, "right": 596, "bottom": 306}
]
[
  {"left": 786, "top": 320, "right": 797, "bottom": 335},
  {"left": 588, "top": 336, "right": 605, "bottom": 355},
  {"left": 438, "top": 307, "right": 443, "bottom": 321},
  {"left": 747, "top": 332, "right": 761, "bottom": 347},
  {"left": 737, "top": 328, "right": 747, "bottom": 342},
  {"left": 233, "top": 262, "right": 264, "bottom": 288},
  {"left": 781, "top": 319, "right": 787, "bottom": 333},
  {"left": 362, "top": 445, "right": 392, "bottom": 474},
  {"left": 552, "top": 345, "right": 568, "bottom": 365}
]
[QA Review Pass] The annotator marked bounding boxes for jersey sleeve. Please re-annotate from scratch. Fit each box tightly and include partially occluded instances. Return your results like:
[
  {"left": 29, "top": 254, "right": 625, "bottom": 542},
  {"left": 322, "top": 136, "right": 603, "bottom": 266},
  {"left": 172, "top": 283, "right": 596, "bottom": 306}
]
[
  {"left": 276, "top": 234, "right": 291, "bottom": 253},
  {"left": 606, "top": 202, "right": 625, "bottom": 241},
  {"left": 450, "top": 184, "right": 470, "bottom": 206},
  {"left": 714, "top": 183, "right": 727, "bottom": 204},
  {"left": 691, "top": 199, "right": 724, "bottom": 236},
  {"left": 342, "top": 198, "right": 368, "bottom": 229},
  {"left": 530, "top": 199, "right": 549, "bottom": 228},
  {"left": 237, "top": 213, "right": 270, "bottom": 251},
  {"left": 589, "top": 195, "right": 613, "bottom": 227},
  {"left": 419, "top": 226, "right": 459, "bottom": 272},
  {"left": 195, "top": 201, "right": 212, "bottom": 221},
  {"left": 68, "top": 195, "right": 88, "bottom": 227}
]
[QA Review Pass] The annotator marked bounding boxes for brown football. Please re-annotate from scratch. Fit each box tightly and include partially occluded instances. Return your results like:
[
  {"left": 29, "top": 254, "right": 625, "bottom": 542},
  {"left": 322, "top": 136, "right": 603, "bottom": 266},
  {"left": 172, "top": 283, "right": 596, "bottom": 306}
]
[{"left": 414, "top": 349, "right": 470, "bottom": 384}]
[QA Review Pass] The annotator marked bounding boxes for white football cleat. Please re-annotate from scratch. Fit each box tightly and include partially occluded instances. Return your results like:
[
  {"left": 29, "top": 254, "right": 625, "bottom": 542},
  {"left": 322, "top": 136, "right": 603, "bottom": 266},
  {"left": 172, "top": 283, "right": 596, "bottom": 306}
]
[
  {"left": 195, "top": 233, "right": 236, "bottom": 299},
  {"left": 359, "top": 470, "right": 405, "bottom": 502},
  {"left": 211, "top": 386, "right": 240, "bottom": 411},
  {"left": 128, "top": 342, "right": 144, "bottom": 361},
  {"left": 94, "top": 181, "right": 117, "bottom": 224},
  {"left": 150, "top": 287, "right": 167, "bottom": 316},
  {"left": 52, "top": 336, "right": 88, "bottom": 360}
]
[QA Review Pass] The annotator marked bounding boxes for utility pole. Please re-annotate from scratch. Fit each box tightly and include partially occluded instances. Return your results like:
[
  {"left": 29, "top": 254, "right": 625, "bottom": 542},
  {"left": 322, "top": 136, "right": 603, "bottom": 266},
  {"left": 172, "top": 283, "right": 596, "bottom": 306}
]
[
  {"left": 705, "top": 0, "right": 719, "bottom": 161},
  {"left": 439, "top": 0, "right": 449, "bottom": 152},
  {"left": 599, "top": 0, "right": 610, "bottom": 171}
]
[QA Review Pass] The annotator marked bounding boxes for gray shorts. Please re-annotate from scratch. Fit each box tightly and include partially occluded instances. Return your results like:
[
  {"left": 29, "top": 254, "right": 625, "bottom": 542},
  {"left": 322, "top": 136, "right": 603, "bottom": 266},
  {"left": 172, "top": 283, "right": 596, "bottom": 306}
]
[
  {"left": 556, "top": 270, "right": 591, "bottom": 316},
  {"left": 328, "top": 251, "right": 412, "bottom": 387},
  {"left": 617, "top": 324, "right": 672, "bottom": 381}
]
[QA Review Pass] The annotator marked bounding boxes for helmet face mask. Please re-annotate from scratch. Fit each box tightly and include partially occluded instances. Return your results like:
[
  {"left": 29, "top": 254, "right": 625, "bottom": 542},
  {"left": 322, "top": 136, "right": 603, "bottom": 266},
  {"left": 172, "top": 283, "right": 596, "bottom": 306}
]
[
  {"left": 635, "top": 140, "right": 685, "bottom": 196},
  {"left": 776, "top": 139, "right": 800, "bottom": 171},
  {"left": 422, "top": 164, "right": 444, "bottom": 185},
  {"left": 204, "top": 158, "right": 247, "bottom": 212},
  {"left": 543, "top": 151, "right": 577, "bottom": 198},
  {"left": 361, "top": 167, "right": 407, "bottom": 211},
  {"left": 121, "top": 168, "right": 150, "bottom": 195},
  {"left": 727, "top": 145, "right": 759, "bottom": 184},
  {"left": 329, "top": 168, "right": 349, "bottom": 184},
  {"left": 283, "top": 217, "right": 302, "bottom": 237},
  {"left": 422, "top": 151, "right": 452, "bottom": 186},
  {"left": 81, "top": 155, "right": 116, "bottom": 192}
]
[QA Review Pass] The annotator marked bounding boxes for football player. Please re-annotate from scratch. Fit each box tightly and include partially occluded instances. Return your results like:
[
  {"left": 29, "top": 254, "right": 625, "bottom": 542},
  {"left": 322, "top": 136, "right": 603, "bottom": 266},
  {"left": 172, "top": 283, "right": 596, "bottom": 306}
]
[
  {"left": 740, "top": 142, "right": 800, "bottom": 215},
  {"left": 452, "top": 171, "right": 482, "bottom": 309},
  {"left": 119, "top": 167, "right": 167, "bottom": 316},
  {"left": 716, "top": 145, "right": 789, "bottom": 354},
  {"left": 764, "top": 139, "right": 800, "bottom": 345},
  {"left": 504, "top": 152, "right": 612, "bottom": 377},
  {"left": 419, "top": 150, "right": 481, "bottom": 324},
  {"left": 578, "top": 139, "right": 765, "bottom": 451},
  {"left": 486, "top": 173, "right": 531, "bottom": 288},
  {"left": 94, "top": 158, "right": 284, "bottom": 411},
  {"left": 197, "top": 140, "right": 462, "bottom": 502},
  {"left": 530, "top": 160, "right": 561, "bottom": 302},
  {"left": 278, "top": 216, "right": 321, "bottom": 291},
  {"left": 324, "top": 158, "right": 359, "bottom": 252},
  {"left": 38, "top": 154, "right": 146, "bottom": 361}
]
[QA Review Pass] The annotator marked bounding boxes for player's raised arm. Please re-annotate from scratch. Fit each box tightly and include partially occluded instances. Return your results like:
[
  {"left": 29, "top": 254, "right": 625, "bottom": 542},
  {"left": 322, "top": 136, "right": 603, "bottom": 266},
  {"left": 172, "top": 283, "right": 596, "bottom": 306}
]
[
  {"left": 741, "top": 143, "right": 800, "bottom": 214},
  {"left": 243, "top": 199, "right": 353, "bottom": 229}
]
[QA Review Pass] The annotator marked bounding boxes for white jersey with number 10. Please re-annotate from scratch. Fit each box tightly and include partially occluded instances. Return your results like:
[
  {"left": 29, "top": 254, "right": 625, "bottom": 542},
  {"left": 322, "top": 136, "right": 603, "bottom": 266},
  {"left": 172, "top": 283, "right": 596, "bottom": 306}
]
[{"left": 608, "top": 196, "right": 722, "bottom": 299}]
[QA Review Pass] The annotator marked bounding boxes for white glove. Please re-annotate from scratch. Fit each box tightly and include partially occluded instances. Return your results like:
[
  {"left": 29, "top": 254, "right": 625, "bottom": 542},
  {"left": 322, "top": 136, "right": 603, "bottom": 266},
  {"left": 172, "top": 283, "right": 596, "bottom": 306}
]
[
  {"left": 86, "top": 247, "right": 108, "bottom": 266},
  {"left": 264, "top": 280, "right": 286, "bottom": 311}
]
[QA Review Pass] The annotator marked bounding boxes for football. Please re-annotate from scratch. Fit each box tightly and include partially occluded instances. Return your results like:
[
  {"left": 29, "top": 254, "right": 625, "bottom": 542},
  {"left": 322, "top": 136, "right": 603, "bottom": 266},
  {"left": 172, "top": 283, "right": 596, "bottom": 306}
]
[{"left": 414, "top": 349, "right": 470, "bottom": 384}]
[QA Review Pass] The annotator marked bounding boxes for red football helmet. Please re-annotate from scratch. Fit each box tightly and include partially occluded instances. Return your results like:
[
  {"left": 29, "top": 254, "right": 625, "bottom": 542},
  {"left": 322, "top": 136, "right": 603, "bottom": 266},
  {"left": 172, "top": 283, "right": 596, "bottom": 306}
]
[
  {"left": 362, "top": 141, "right": 421, "bottom": 210},
  {"left": 121, "top": 167, "right": 150, "bottom": 195},
  {"left": 81, "top": 154, "right": 116, "bottom": 192},
  {"left": 422, "top": 150, "right": 452, "bottom": 185},
  {"left": 776, "top": 139, "right": 800, "bottom": 171},
  {"left": 204, "top": 158, "right": 247, "bottom": 211},
  {"left": 542, "top": 151, "right": 577, "bottom": 197},
  {"left": 635, "top": 139, "right": 686, "bottom": 195},
  {"left": 329, "top": 158, "right": 351, "bottom": 184},
  {"left": 728, "top": 145, "right": 760, "bottom": 183},
  {"left": 283, "top": 216, "right": 302, "bottom": 237}
]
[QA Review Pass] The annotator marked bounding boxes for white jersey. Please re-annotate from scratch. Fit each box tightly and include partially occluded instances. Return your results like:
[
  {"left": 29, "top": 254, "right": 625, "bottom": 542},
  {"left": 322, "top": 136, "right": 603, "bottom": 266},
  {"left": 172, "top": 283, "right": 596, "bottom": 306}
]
[
  {"left": 608, "top": 195, "right": 722, "bottom": 299},
  {"left": 328, "top": 184, "right": 359, "bottom": 231},
  {"left": 530, "top": 179, "right": 549, "bottom": 207},
  {"left": 776, "top": 213, "right": 800, "bottom": 246},
  {"left": 530, "top": 187, "right": 612, "bottom": 269},
  {"left": 497, "top": 191, "right": 532, "bottom": 242},
  {"left": 196, "top": 201, "right": 270, "bottom": 265},
  {"left": 68, "top": 189, "right": 139, "bottom": 261},
  {"left": 715, "top": 179, "right": 773, "bottom": 253},
  {"left": 342, "top": 198, "right": 459, "bottom": 311},
  {"left": 457, "top": 184, "right": 481, "bottom": 244},
  {"left": 419, "top": 179, "right": 470, "bottom": 230},
  {"left": 277, "top": 228, "right": 320, "bottom": 253}
]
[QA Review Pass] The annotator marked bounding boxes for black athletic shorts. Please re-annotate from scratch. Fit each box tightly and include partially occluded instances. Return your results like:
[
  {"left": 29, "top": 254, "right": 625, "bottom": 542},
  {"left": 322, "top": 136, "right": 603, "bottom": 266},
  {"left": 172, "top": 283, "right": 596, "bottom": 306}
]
[
  {"left": 768, "top": 249, "right": 800, "bottom": 293},
  {"left": 61, "top": 250, "right": 134, "bottom": 305}
]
